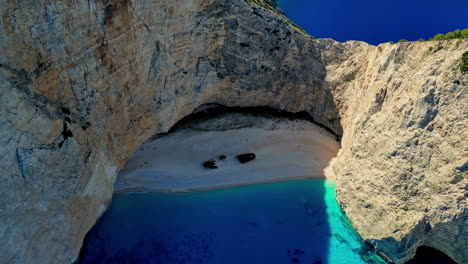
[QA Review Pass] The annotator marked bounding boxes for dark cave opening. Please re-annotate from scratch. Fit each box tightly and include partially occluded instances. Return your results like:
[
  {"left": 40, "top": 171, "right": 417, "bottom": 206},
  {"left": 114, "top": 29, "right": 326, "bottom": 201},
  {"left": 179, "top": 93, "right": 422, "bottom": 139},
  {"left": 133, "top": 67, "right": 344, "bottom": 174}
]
[
  {"left": 405, "top": 246, "right": 457, "bottom": 264},
  {"left": 165, "top": 103, "right": 341, "bottom": 141}
]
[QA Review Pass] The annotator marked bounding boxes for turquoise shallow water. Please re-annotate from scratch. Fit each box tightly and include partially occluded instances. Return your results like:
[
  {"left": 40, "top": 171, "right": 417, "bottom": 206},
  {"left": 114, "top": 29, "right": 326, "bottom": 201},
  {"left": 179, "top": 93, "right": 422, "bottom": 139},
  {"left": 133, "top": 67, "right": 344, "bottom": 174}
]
[{"left": 79, "top": 179, "right": 387, "bottom": 264}]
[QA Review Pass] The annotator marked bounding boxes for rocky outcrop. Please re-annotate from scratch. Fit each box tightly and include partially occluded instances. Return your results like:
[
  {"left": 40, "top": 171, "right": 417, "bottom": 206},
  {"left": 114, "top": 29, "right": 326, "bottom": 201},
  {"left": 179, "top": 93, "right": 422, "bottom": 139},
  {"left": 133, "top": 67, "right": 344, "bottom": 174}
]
[
  {"left": 0, "top": 0, "right": 466, "bottom": 263},
  {"left": 322, "top": 40, "right": 467, "bottom": 263}
]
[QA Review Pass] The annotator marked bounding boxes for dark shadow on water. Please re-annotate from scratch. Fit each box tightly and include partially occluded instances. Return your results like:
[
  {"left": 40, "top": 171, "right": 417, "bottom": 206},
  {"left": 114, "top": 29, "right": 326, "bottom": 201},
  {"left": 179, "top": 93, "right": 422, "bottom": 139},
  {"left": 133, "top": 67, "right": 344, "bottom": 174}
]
[{"left": 77, "top": 180, "right": 332, "bottom": 264}]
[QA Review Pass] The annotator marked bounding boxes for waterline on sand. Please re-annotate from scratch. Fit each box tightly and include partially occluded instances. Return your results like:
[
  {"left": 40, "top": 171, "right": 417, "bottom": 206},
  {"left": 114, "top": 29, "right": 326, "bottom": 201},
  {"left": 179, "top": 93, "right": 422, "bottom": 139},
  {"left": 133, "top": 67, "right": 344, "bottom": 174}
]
[{"left": 114, "top": 116, "right": 340, "bottom": 193}]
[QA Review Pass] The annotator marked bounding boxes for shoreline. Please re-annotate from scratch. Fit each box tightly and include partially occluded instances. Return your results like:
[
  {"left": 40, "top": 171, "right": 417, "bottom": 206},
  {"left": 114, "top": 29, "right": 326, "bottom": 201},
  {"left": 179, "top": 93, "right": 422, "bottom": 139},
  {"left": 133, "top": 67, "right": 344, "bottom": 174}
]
[
  {"left": 114, "top": 176, "right": 334, "bottom": 194},
  {"left": 114, "top": 115, "right": 340, "bottom": 194}
]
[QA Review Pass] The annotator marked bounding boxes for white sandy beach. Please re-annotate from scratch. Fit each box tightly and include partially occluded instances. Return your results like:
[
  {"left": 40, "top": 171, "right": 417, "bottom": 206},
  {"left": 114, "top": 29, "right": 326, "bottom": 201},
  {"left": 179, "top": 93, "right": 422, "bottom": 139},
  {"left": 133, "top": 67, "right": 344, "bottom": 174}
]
[{"left": 114, "top": 115, "right": 340, "bottom": 193}]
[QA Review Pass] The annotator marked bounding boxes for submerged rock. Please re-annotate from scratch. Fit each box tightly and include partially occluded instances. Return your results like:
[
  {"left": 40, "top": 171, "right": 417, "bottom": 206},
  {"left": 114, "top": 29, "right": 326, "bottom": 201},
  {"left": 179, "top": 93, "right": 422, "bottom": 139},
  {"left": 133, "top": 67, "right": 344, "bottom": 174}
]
[
  {"left": 236, "top": 153, "right": 256, "bottom": 164},
  {"left": 203, "top": 160, "right": 218, "bottom": 169}
]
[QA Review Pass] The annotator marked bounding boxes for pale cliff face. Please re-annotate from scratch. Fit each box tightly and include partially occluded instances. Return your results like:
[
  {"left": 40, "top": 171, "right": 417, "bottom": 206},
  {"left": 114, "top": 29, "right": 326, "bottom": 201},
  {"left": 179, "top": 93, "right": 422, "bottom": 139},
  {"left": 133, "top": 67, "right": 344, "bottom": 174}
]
[
  {"left": 0, "top": 0, "right": 466, "bottom": 263},
  {"left": 321, "top": 40, "right": 467, "bottom": 263}
]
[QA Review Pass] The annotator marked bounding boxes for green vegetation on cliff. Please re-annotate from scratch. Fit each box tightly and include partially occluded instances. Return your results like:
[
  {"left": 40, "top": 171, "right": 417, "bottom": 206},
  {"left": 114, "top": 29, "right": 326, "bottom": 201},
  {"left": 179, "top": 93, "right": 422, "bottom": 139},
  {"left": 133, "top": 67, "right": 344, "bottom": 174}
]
[
  {"left": 428, "top": 29, "right": 468, "bottom": 41},
  {"left": 247, "top": 0, "right": 313, "bottom": 38},
  {"left": 460, "top": 51, "right": 468, "bottom": 74},
  {"left": 387, "top": 29, "right": 468, "bottom": 44}
]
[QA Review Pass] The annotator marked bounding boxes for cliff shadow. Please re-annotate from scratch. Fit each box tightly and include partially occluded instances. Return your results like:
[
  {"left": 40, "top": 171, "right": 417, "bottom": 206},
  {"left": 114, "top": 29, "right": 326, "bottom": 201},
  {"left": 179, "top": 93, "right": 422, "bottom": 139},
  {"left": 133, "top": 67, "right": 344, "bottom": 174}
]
[
  {"left": 77, "top": 180, "right": 332, "bottom": 264},
  {"left": 405, "top": 246, "right": 457, "bottom": 264}
]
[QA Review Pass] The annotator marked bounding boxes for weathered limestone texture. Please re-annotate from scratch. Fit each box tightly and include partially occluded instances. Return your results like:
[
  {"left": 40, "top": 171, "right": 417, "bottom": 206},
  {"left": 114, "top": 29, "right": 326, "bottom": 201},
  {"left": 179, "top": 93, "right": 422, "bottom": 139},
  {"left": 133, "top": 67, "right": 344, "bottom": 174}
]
[
  {"left": 320, "top": 40, "right": 468, "bottom": 263},
  {"left": 0, "top": 0, "right": 466, "bottom": 263}
]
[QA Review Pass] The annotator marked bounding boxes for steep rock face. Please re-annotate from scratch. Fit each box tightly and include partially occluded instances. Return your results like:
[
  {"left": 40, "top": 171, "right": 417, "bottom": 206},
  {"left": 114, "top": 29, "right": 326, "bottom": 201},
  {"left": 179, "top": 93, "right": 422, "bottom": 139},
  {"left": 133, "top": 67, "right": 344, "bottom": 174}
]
[
  {"left": 0, "top": 0, "right": 466, "bottom": 263},
  {"left": 320, "top": 40, "right": 467, "bottom": 263}
]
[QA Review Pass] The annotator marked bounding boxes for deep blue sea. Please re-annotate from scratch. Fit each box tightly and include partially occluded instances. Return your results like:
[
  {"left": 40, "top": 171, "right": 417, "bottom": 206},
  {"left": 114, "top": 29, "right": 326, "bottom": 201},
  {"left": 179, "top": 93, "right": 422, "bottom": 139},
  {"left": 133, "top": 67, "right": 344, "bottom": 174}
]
[
  {"left": 79, "top": 179, "right": 387, "bottom": 264},
  {"left": 276, "top": 0, "right": 468, "bottom": 45}
]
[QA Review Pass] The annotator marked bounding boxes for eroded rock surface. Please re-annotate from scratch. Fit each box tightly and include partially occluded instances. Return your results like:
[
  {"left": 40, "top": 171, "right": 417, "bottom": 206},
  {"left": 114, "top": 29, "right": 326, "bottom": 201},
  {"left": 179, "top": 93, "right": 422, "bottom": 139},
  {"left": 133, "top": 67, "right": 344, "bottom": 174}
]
[
  {"left": 322, "top": 39, "right": 467, "bottom": 264},
  {"left": 0, "top": 0, "right": 466, "bottom": 263}
]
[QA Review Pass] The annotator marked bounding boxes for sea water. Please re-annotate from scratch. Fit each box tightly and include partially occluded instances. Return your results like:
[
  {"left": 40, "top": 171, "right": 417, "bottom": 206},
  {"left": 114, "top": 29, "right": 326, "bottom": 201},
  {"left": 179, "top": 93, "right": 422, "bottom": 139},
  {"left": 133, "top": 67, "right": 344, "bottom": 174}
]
[
  {"left": 276, "top": 0, "right": 468, "bottom": 44},
  {"left": 79, "top": 179, "right": 387, "bottom": 264}
]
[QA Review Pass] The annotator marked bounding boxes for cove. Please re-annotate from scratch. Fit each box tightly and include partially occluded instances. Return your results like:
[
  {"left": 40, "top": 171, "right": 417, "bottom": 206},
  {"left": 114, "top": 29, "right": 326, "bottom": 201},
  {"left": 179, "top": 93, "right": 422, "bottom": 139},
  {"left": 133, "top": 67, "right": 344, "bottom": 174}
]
[
  {"left": 78, "top": 111, "right": 386, "bottom": 263},
  {"left": 276, "top": 0, "right": 468, "bottom": 44},
  {"left": 78, "top": 179, "right": 387, "bottom": 264}
]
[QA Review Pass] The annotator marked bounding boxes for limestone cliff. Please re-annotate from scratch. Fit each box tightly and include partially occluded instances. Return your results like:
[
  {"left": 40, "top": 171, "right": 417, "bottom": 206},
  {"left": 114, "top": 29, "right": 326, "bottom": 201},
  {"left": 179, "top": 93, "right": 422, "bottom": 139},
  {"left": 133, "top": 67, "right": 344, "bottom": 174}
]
[
  {"left": 321, "top": 40, "right": 467, "bottom": 263},
  {"left": 0, "top": 0, "right": 466, "bottom": 263}
]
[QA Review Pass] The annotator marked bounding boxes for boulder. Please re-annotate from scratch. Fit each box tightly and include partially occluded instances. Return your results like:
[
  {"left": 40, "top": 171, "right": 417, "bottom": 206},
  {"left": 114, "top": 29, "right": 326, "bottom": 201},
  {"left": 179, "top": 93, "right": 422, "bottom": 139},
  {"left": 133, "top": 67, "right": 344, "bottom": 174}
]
[
  {"left": 203, "top": 160, "right": 218, "bottom": 169},
  {"left": 236, "top": 153, "right": 256, "bottom": 164}
]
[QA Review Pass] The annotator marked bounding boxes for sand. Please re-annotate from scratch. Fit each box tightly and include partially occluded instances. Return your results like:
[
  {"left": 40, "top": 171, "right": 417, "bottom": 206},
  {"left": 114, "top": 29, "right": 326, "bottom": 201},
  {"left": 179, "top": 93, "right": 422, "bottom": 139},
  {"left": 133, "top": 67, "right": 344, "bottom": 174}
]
[{"left": 114, "top": 116, "right": 340, "bottom": 193}]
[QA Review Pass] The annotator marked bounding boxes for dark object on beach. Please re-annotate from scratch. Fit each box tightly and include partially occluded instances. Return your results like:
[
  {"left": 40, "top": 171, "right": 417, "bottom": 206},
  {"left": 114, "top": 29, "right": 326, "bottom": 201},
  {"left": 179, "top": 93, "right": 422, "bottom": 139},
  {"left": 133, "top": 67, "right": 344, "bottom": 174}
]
[
  {"left": 203, "top": 160, "right": 218, "bottom": 169},
  {"left": 236, "top": 153, "right": 256, "bottom": 164},
  {"left": 219, "top": 155, "right": 226, "bottom": 160}
]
